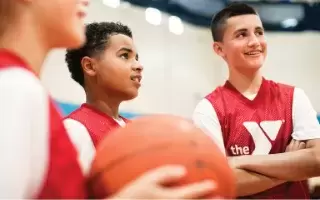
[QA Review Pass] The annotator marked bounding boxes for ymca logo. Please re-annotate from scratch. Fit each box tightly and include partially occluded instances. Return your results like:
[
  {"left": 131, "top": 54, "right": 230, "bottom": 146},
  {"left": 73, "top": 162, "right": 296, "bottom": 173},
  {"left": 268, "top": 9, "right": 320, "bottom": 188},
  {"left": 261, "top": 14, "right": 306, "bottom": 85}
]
[{"left": 230, "top": 120, "right": 284, "bottom": 156}]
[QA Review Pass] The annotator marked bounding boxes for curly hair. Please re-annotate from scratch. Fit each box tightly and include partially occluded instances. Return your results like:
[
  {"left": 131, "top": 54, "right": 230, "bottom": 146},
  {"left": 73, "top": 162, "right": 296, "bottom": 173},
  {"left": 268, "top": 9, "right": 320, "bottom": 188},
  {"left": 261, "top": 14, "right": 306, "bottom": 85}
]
[{"left": 65, "top": 22, "right": 132, "bottom": 87}]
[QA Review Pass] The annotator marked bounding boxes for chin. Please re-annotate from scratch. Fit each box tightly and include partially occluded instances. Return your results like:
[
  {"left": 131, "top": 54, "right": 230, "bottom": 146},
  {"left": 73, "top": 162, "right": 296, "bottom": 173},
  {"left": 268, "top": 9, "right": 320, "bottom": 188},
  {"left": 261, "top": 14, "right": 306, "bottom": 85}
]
[
  {"left": 122, "top": 91, "right": 139, "bottom": 101},
  {"left": 246, "top": 60, "right": 264, "bottom": 69},
  {"left": 54, "top": 34, "right": 85, "bottom": 49},
  {"left": 66, "top": 33, "right": 86, "bottom": 49},
  {"left": 248, "top": 64, "right": 263, "bottom": 69}
]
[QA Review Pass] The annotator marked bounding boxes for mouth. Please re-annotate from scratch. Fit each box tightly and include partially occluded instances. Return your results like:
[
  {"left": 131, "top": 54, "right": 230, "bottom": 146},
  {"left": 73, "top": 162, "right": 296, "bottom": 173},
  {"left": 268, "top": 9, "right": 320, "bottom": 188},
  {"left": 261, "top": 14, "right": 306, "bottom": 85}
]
[
  {"left": 130, "top": 75, "right": 142, "bottom": 84},
  {"left": 77, "top": 10, "right": 87, "bottom": 19},
  {"left": 244, "top": 50, "right": 262, "bottom": 56}
]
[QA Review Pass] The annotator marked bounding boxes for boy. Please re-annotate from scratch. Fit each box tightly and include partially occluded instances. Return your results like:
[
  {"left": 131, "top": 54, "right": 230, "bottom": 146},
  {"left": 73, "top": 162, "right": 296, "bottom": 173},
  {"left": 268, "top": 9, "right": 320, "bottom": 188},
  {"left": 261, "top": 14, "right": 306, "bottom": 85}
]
[
  {"left": 193, "top": 3, "right": 320, "bottom": 199},
  {"left": 63, "top": 22, "right": 142, "bottom": 173}
]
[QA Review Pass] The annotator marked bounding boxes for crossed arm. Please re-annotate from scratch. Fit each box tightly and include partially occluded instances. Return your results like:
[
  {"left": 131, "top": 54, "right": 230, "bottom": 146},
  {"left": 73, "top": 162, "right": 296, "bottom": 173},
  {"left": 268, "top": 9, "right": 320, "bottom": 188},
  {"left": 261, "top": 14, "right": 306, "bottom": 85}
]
[
  {"left": 234, "top": 138, "right": 320, "bottom": 181},
  {"left": 192, "top": 88, "right": 320, "bottom": 196}
]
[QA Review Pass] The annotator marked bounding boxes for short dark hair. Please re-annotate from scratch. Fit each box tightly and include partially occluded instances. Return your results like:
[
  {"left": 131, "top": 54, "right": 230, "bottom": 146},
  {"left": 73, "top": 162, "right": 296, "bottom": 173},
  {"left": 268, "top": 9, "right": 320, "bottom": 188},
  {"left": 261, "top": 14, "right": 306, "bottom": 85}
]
[
  {"left": 210, "top": 3, "right": 257, "bottom": 42},
  {"left": 65, "top": 22, "right": 132, "bottom": 87}
]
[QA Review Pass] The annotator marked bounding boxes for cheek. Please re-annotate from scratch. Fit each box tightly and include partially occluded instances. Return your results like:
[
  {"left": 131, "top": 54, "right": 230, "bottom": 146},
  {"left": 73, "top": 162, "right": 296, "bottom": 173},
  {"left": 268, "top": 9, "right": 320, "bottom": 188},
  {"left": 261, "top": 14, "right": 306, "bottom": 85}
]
[
  {"left": 261, "top": 41, "right": 267, "bottom": 55},
  {"left": 98, "top": 60, "right": 126, "bottom": 85},
  {"left": 225, "top": 44, "right": 243, "bottom": 60},
  {"left": 57, "top": 1, "right": 81, "bottom": 33},
  {"left": 44, "top": 0, "right": 84, "bottom": 47}
]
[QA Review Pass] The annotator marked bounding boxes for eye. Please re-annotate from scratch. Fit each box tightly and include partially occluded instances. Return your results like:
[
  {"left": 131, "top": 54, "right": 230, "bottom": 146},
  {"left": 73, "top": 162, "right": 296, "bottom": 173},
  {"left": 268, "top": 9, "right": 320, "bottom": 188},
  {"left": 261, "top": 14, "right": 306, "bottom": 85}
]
[
  {"left": 256, "top": 30, "right": 264, "bottom": 36},
  {"left": 120, "top": 53, "right": 129, "bottom": 60},
  {"left": 237, "top": 32, "right": 246, "bottom": 38}
]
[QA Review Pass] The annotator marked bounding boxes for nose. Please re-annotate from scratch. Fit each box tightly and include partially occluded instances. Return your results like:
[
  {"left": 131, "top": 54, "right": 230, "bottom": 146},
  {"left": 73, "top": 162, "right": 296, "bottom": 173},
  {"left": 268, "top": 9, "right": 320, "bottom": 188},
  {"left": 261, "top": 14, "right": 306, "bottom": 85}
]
[
  {"left": 247, "top": 35, "right": 259, "bottom": 48},
  {"left": 80, "top": 0, "right": 89, "bottom": 7},
  {"left": 132, "top": 61, "right": 143, "bottom": 72}
]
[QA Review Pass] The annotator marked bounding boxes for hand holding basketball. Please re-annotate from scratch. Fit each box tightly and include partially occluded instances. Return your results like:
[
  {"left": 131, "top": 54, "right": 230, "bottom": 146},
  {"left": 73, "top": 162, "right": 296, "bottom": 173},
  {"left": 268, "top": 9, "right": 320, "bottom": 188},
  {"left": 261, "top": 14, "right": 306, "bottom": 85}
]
[{"left": 111, "top": 165, "right": 216, "bottom": 199}]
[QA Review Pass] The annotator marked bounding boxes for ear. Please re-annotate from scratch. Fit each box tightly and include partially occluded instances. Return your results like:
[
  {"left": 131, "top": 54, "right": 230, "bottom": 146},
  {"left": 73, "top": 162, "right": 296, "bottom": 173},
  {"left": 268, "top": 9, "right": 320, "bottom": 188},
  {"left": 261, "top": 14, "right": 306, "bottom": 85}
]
[
  {"left": 213, "top": 41, "right": 226, "bottom": 58},
  {"left": 81, "top": 56, "right": 96, "bottom": 77}
]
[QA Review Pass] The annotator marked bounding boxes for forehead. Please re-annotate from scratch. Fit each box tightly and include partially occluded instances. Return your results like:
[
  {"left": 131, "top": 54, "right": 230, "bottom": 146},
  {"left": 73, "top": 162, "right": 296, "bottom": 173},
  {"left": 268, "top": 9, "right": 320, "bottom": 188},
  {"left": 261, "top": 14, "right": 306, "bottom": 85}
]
[
  {"left": 107, "top": 34, "right": 136, "bottom": 51},
  {"left": 224, "top": 14, "right": 263, "bottom": 33}
]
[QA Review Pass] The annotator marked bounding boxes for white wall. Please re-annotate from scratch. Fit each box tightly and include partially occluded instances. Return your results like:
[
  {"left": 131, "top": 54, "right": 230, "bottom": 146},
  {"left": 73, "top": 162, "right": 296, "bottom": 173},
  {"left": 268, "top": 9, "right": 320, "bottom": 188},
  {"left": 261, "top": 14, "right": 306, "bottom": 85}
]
[{"left": 41, "top": 1, "right": 320, "bottom": 117}]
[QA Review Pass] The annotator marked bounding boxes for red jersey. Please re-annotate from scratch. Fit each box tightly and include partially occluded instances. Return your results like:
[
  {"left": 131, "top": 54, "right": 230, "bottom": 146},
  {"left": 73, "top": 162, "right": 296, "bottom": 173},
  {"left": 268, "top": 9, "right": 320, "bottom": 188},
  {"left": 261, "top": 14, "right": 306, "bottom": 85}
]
[
  {"left": 65, "top": 103, "right": 129, "bottom": 147},
  {"left": 63, "top": 104, "right": 129, "bottom": 175},
  {"left": 192, "top": 78, "right": 320, "bottom": 199},
  {"left": 0, "top": 49, "right": 87, "bottom": 198}
]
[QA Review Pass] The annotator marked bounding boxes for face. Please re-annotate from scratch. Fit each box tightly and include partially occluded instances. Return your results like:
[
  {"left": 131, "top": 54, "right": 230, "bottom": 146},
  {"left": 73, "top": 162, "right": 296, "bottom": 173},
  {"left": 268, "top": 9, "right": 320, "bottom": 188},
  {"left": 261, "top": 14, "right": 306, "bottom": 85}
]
[
  {"left": 32, "top": 0, "right": 89, "bottom": 49},
  {"left": 83, "top": 34, "right": 143, "bottom": 100},
  {"left": 214, "top": 14, "right": 267, "bottom": 71}
]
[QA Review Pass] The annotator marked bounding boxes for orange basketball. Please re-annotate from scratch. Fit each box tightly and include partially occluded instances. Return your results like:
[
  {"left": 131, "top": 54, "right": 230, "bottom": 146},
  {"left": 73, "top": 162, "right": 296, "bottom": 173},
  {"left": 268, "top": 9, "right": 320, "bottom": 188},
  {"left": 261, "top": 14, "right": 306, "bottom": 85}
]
[{"left": 87, "top": 115, "right": 235, "bottom": 198}]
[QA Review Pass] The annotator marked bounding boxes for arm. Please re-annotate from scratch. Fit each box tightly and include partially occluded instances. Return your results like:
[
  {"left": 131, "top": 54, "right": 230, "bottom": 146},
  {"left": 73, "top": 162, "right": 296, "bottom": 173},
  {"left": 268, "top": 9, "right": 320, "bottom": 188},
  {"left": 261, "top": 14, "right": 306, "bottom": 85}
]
[
  {"left": 192, "top": 99, "right": 284, "bottom": 196},
  {"left": 63, "top": 118, "right": 96, "bottom": 176},
  {"left": 236, "top": 88, "right": 320, "bottom": 181},
  {"left": 0, "top": 68, "right": 48, "bottom": 198}
]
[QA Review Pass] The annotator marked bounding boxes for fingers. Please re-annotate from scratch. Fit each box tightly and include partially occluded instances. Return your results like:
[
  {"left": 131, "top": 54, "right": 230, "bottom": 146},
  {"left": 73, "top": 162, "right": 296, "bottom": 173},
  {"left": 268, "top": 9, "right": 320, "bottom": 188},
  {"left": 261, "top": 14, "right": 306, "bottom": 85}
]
[
  {"left": 285, "top": 140, "right": 293, "bottom": 152},
  {"left": 141, "top": 165, "right": 187, "bottom": 185},
  {"left": 286, "top": 139, "right": 306, "bottom": 152},
  {"left": 298, "top": 141, "right": 306, "bottom": 149},
  {"left": 164, "top": 180, "right": 216, "bottom": 199}
]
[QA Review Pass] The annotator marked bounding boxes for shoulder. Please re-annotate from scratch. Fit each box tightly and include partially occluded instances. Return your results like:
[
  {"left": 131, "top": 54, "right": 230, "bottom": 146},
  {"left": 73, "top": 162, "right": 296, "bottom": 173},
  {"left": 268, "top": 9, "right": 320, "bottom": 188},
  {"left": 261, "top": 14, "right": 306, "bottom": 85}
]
[
  {"left": 293, "top": 87, "right": 307, "bottom": 99},
  {"left": 292, "top": 87, "right": 313, "bottom": 113},
  {"left": 64, "top": 118, "right": 88, "bottom": 134},
  {"left": 265, "top": 79, "right": 295, "bottom": 101},
  {"left": 0, "top": 67, "right": 45, "bottom": 99},
  {"left": 194, "top": 98, "right": 215, "bottom": 115},
  {"left": 63, "top": 118, "right": 91, "bottom": 149},
  {"left": 193, "top": 98, "right": 220, "bottom": 126},
  {"left": 64, "top": 106, "right": 83, "bottom": 120},
  {"left": 266, "top": 79, "right": 295, "bottom": 92},
  {"left": 0, "top": 67, "right": 49, "bottom": 121},
  {"left": 205, "top": 86, "right": 226, "bottom": 100}
]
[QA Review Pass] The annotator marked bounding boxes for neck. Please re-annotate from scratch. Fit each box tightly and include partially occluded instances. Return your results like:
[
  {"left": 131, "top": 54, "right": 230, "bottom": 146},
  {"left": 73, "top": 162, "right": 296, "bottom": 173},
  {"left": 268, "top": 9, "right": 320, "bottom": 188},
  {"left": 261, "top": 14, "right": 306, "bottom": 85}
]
[
  {"left": 0, "top": 15, "right": 49, "bottom": 75},
  {"left": 85, "top": 86, "right": 122, "bottom": 119},
  {"left": 228, "top": 67, "right": 263, "bottom": 95}
]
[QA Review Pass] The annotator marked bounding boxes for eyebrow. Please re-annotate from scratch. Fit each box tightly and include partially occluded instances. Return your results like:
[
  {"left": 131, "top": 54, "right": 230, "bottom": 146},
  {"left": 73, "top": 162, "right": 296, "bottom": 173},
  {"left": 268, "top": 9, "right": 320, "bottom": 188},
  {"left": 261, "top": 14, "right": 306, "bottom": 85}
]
[
  {"left": 234, "top": 26, "right": 264, "bottom": 34},
  {"left": 118, "top": 47, "right": 139, "bottom": 60}
]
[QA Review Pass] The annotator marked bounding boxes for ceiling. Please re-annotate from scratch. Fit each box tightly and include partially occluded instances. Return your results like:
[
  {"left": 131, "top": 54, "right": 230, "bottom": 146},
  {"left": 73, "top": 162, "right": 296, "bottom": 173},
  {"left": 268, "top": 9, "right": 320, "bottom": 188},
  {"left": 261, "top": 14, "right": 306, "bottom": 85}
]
[{"left": 122, "top": 0, "right": 320, "bottom": 31}]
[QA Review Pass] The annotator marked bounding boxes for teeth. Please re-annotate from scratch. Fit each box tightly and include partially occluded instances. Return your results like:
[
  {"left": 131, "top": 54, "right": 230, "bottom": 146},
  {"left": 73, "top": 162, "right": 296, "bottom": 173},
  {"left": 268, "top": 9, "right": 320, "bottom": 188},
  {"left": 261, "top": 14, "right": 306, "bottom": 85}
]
[{"left": 247, "top": 51, "right": 260, "bottom": 55}]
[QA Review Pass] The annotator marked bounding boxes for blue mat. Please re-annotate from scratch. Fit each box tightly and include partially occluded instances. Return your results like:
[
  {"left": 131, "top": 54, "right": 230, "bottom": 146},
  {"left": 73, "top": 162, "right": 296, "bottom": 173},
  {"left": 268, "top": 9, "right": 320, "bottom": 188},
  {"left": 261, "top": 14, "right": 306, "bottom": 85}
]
[{"left": 56, "top": 101, "right": 142, "bottom": 119}]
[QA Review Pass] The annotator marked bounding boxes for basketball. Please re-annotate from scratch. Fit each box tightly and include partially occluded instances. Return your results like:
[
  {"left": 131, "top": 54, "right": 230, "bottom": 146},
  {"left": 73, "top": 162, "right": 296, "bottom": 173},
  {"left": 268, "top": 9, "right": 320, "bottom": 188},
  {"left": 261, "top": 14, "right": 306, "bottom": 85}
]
[{"left": 87, "top": 115, "right": 235, "bottom": 198}]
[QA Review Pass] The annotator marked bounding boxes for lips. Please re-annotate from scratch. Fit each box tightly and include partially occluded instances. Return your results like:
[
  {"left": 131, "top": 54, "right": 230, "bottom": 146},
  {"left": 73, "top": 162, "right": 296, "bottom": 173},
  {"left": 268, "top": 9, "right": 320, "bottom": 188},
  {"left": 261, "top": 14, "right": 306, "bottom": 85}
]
[
  {"left": 77, "top": 11, "right": 87, "bottom": 19},
  {"left": 130, "top": 75, "right": 142, "bottom": 83},
  {"left": 245, "top": 50, "right": 262, "bottom": 55}
]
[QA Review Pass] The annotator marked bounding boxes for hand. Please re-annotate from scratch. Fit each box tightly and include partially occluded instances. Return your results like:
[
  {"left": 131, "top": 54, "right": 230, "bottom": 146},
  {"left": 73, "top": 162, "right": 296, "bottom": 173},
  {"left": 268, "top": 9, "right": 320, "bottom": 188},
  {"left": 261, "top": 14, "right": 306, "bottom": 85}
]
[
  {"left": 285, "top": 139, "right": 306, "bottom": 152},
  {"left": 110, "top": 165, "right": 216, "bottom": 199},
  {"left": 309, "top": 177, "right": 320, "bottom": 196}
]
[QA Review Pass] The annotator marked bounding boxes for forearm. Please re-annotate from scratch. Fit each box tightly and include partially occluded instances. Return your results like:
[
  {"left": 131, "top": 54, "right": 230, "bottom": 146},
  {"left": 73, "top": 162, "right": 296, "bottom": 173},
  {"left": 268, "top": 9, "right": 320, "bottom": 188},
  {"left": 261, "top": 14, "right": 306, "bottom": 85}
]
[
  {"left": 229, "top": 157, "right": 284, "bottom": 197},
  {"left": 234, "top": 168, "right": 284, "bottom": 197},
  {"left": 238, "top": 149, "right": 320, "bottom": 181}
]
